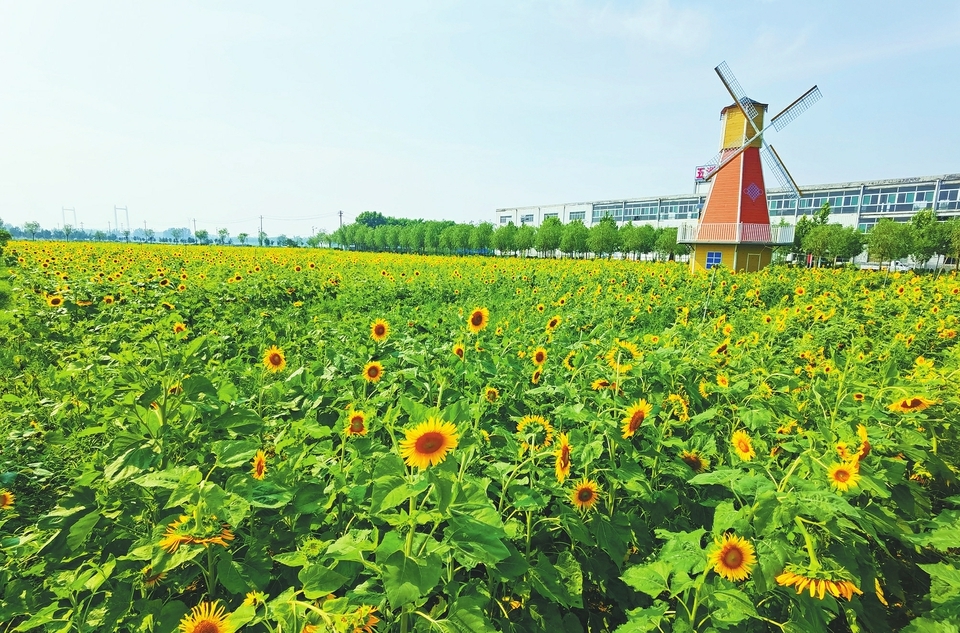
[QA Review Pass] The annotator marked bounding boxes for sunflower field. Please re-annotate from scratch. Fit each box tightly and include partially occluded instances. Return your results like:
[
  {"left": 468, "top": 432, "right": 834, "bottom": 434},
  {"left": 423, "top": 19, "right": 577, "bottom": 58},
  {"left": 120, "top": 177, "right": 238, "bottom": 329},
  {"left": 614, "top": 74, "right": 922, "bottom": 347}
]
[{"left": 1, "top": 241, "right": 958, "bottom": 633}]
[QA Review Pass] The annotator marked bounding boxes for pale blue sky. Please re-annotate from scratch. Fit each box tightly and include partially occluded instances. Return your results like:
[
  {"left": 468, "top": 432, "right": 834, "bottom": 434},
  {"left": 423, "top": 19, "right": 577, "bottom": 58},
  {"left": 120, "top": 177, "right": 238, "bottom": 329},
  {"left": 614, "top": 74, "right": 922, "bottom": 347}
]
[{"left": 1, "top": 1, "right": 957, "bottom": 237}]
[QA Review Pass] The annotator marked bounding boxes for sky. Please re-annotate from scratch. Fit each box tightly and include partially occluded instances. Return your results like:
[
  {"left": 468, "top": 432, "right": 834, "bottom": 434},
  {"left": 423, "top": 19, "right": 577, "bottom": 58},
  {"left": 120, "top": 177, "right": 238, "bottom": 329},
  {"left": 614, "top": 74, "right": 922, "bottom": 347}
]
[{"left": 0, "top": 1, "right": 958, "bottom": 238}]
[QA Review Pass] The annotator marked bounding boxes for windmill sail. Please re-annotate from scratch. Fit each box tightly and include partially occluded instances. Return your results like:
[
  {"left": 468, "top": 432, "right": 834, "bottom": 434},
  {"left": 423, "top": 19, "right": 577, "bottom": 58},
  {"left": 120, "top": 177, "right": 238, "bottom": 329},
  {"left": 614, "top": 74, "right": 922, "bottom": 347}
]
[
  {"left": 761, "top": 144, "right": 802, "bottom": 198},
  {"left": 715, "top": 62, "right": 761, "bottom": 135},
  {"left": 770, "top": 86, "right": 822, "bottom": 131}
]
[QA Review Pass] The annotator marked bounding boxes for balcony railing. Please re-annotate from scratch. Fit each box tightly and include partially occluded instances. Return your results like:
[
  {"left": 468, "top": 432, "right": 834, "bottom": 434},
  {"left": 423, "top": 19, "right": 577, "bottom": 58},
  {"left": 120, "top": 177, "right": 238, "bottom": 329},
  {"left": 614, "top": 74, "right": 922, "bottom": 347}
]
[{"left": 676, "top": 223, "right": 795, "bottom": 245}]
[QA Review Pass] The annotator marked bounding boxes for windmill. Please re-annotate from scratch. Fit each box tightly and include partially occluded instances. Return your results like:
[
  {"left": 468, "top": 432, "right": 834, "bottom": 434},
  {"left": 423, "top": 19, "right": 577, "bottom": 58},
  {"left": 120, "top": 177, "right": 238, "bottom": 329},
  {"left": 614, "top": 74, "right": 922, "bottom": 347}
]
[{"left": 682, "top": 61, "right": 821, "bottom": 273}]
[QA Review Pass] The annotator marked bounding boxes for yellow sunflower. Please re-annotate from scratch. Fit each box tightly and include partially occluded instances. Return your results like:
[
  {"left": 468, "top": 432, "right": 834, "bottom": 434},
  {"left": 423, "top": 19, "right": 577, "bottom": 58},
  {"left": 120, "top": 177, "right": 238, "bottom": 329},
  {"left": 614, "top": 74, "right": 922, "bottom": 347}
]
[
  {"left": 680, "top": 450, "right": 709, "bottom": 473},
  {"left": 708, "top": 533, "right": 756, "bottom": 582},
  {"left": 731, "top": 430, "right": 756, "bottom": 461},
  {"left": 46, "top": 294, "right": 65, "bottom": 307},
  {"left": 370, "top": 318, "right": 390, "bottom": 342},
  {"left": 621, "top": 399, "right": 653, "bottom": 438},
  {"left": 178, "top": 601, "right": 228, "bottom": 633},
  {"left": 467, "top": 307, "right": 489, "bottom": 333},
  {"left": 827, "top": 461, "right": 861, "bottom": 492},
  {"left": 887, "top": 395, "right": 935, "bottom": 413},
  {"left": 563, "top": 350, "right": 577, "bottom": 371},
  {"left": 0, "top": 490, "right": 14, "bottom": 510},
  {"left": 776, "top": 566, "right": 863, "bottom": 601},
  {"left": 531, "top": 369, "right": 542, "bottom": 384},
  {"left": 554, "top": 432, "right": 572, "bottom": 484},
  {"left": 516, "top": 415, "right": 554, "bottom": 451},
  {"left": 483, "top": 387, "right": 500, "bottom": 403},
  {"left": 591, "top": 378, "right": 611, "bottom": 391},
  {"left": 605, "top": 339, "right": 641, "bottom": 373},
  {"left": 570, "top": 478, "right": 601, "bottom": 511},
  {"left": 173, "top": 322, "right": 187, "bottom": 335},
  {"left": 346, "top": 409, "right": 369, "bottom": 436},
  {"left": 546, "top": 315, "right": 561, "bottom": 331},
  {"left": 453, "top": 343, "right": 465, "bottom": 360},
  {"left": 532, "top": 346, "right": 547, "bottom": 367},
  {"left": 363, "top": 361, "right": 383, "bottom": 383},
  {"left": 399, "top": 418, "right": 459, "bottom": 469},
  {"left": 263, "top": 346, "right": 286, "bottom": 373},
  {"left": 716, "top": 373, "right": 729, "bottom": 388},
  {"left": 251, "top": 450, "right": 267, "bottom": 480}
]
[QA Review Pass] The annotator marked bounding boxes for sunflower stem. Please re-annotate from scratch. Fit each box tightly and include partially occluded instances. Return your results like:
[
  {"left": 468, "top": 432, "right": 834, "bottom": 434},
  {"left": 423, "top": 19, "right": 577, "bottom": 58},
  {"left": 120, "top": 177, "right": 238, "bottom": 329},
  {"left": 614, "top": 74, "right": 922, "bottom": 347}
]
[{"left": 795, "top": 516, "right": 820, "bottom": 571}]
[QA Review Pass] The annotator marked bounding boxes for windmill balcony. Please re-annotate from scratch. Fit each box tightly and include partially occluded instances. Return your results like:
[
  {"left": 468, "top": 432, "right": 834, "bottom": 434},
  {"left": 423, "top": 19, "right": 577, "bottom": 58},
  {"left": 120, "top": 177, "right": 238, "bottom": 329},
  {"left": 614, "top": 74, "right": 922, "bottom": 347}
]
[{"left": 676, "top": 222, "right": 794, "bottom": 245}]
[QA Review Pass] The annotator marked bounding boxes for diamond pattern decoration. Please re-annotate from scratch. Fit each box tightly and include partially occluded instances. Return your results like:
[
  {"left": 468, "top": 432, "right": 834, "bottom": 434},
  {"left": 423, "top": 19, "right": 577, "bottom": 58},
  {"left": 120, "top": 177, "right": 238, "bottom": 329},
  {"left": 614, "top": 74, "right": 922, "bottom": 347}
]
[{"left": 744, "top": 182, "right": 762, "bottom": 201}]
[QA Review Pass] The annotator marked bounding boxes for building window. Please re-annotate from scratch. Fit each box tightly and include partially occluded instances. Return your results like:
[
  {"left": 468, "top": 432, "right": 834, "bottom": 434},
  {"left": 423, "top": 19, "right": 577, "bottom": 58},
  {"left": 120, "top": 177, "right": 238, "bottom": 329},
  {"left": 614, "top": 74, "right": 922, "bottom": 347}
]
[
  {"left": 705, "top": 251, "right": 722, "bottom": 269},
  {"left": 520, "top": 214, "right": 534, "bottom": 224},
  {"left": 544, "top": 213, "right": 558, "bottom": 220},
  {"left": 500, "top": 215, "right": 512, "bottom": 224},
  {"left": 569, "top": 211, "right": 585, "bottom": 221}
]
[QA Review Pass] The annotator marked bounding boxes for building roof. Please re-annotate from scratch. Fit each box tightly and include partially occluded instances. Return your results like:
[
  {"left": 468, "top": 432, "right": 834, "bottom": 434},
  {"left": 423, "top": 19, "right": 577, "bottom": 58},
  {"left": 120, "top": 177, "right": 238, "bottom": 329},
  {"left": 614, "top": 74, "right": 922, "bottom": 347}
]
[{"left": 720, "top": 98, "right": 768, "bottom": 117}]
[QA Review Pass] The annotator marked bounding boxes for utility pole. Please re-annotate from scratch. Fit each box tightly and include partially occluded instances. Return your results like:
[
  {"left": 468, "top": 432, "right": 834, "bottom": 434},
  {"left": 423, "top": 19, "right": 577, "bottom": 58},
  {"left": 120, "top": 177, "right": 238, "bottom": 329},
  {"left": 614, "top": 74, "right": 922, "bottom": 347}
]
[
  {"left": 339, "top": 210, "right": 343, "bottom": 228},
  {"left": 260, "top": 215, "right": 264, "bottom": 246},
  {"left": 62, "top": 207, "right": 74, "bottom": 228}
]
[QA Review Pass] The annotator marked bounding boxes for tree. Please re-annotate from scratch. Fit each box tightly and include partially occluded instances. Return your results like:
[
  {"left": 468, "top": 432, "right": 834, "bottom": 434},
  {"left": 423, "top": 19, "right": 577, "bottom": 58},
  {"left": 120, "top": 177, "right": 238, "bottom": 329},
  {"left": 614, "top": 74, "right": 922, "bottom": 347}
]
[
  {"left": 355, "top": 211, "right": 388, "bottom": 228},
  {"left": 194, "top": 229, "right": 209, "bottom": 245},
  {"left": 515, "top": 224, "right": 536, "bottom": 256},
  {"left": 828, "top": 226, "right": 865, "bottom": 264},
  {"left": 258, "top": 230, "right": 267, "bottom": 247},
  {"left": 237, "top": 232, "right": 248, "bottom": 246},
  {"left": 144, "top": 228, "right": 155, "bottom": 243},
  {"left": 491, "top": 222, "right": 518, "bottom": 255},
  {"left": 946, "top": 219, "right": 960, "bottom": 271},
  {"left": 653, "top": 227, "right": 688, "bottom": 261},
  {"left": 801, "top": 224, "right": 833, "bottom": 267},
  {"left": 867, "top": 219, "right": 912, "bottom": 269},
  {"left": 24, "top": 221, "right": 40, "bottom": 240},
  {"left": 587, "top": 216, "right": 621, "bottom": 259},
  {"left": 217, "top": 228, "right": 230, "bottom": 245},
  {"left": 170, "top": 227, "right": 184, "bottom": 244},
  {"left": 560, "top": 220, "right": 589, "bottom": 258},
  {"left": 63, "top": 224, "right": 74, "bottom": 241},
  {"left": 534, "top": 217, "right": 563, "bottom": 257},
  {"left": 910, "top": 209, "right": 949, "bottom": 268},
  {"left": 619, "top": 222, "right": 656, "bottom": 260},
  {"left": 470, "top": 222, "right": 494, "bottom": 254},
  {"left": 94, "top": 230, "right": 106, "bottom": 242}
]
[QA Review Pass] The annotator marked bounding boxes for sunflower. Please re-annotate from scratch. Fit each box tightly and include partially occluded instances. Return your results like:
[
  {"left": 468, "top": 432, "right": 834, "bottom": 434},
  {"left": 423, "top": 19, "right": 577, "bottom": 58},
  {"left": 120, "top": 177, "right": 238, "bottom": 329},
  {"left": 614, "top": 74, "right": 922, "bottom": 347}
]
[
  {"left": 251, "top": 450, "right": 267, "bottom": 480},
  {"left": 731, "top": 430, "right": 756, "bottom": 461},
  {"left": 776, "top": 566, "right": 863, "bottom": 601},
  {"left": 570, "top": 479, "right": 600, "bottom": 511},
  {"left": 835, "top": 442, "right": 853, "bottom": 461},
  {"left": 887, "top": 395, "right": 935, "bottom": 413},
  {"left": 0, "top": 490, "right": 14, "bottom": 510},
  {"left": 453, "top": 343, "right": 465, "bottom": 360},
  {"left": 178, "top": 601, "right": 228, "bottom": 633},
  {"left": 531, "top": 369, "right": 542, "bottom": 384},
  {"left": 142, "top": 566, "right": 166, "bottom": 588},
  {"left": 484, "top": 387, "right": 500, "bottom": 403},
  {"left": 399, "top": 418, "right": 459, "bottom": 469},
  {"left": 716, "top": 373, "right": 729, "bottom": 388},
  {"left": 532, "top": 347, "right": 547, "bottom": 367},
  {"left": 605, "top": 339, "right": 641, "bottom": 373},
  {"left": 546, "top": 315, "right": 561, "bottom": 331},
  {"left": 103, "top": 295, "right": 115, "bottom": 304},
  {"left": 159, "top": 514, "right": 235, "bottom": 553},
  {"left": 346, "top": 409, "right": 369, "bottom": 436},
  {"left": 591, "top": 378, "right": 611, "bottom": 391},
  {"left": 680, "top": 450, "right": 709, "bottom": 473},
  {"left": 712, "top": 340, "right": 730, "bottom": 356},
  {"left": 173, "top": 322, "right": 187, "bottom": 335},
  {"left": 363, "top": 361, "right": 383, "bottom": 383},
  {"left": 852, "top": 392, "right": 865, "bottom": 402},
  {"left": 857, "top": 424, "right": 871, "bottom": 459},
  {"left": 467, "top": 307, "right": 489, "bottom": 333},
  {"left": 621, "top": 399, "right": 653, "bottom": 438},
  {"left": 158, "top": 515, "right": 193, "bottom": 553},
  {"left": 46, "top": 294, "right": 64, "bottom": 307},
  {"left": 370, "top": 319, "right": 390, "bottom": 342},
  {"left": 554, "top": 432, "right": 572, "bottom": 484},
  {"left": 827, "top": 461, "right": 861, "bottom": 492},
  {"left": 708, "top": 533, "right": 756, "bottom": 582},
  {"left": 516, "top": 415, "right": 554, "bottom": 451},
  {"left": 263, "top": 346, "right": 286, "bottom": 372},
  {"left": 563, "top": 350, "right": 577, "bottom": 371},
  {"left": 666, "top": 393, "right": 690, "bottom": 422}
]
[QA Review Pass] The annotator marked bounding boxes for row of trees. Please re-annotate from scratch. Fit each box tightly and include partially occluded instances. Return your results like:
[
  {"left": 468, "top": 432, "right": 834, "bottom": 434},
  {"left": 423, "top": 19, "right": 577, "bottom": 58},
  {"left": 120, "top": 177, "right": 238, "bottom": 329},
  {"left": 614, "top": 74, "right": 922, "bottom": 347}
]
[
  {"left": 791, "top": 206, "right": 960, "bottom": 269},
  {"left": 329, "top": 213, "right": 691, "bottom": 260},
  {"left": 0, "top": 222, "right": 306, "bottom": 247}
]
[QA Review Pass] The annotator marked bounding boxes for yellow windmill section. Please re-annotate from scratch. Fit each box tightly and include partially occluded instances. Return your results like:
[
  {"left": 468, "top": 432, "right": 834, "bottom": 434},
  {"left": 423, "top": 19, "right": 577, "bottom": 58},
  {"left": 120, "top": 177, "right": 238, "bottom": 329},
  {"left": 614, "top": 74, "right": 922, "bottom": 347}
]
[{"left": 720, "top": 103, "right": 766, "bottom": 149}]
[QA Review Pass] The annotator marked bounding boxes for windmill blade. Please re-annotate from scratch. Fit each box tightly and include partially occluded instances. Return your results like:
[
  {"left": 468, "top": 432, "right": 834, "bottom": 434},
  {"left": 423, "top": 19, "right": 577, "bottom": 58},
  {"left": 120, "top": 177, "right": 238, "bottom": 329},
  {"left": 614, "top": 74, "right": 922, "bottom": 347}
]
[
  {"left": 701, "top": 145, "right": 751, "bottom": 182},
  {"left": 761, "top": 143, "right": 802, "bottom": 198},
  {"left": 715, "top": 61, "right": 761, "bottom": 135},
  {"left": 770, "top": 85, "right": 822, "bottom": 131}
]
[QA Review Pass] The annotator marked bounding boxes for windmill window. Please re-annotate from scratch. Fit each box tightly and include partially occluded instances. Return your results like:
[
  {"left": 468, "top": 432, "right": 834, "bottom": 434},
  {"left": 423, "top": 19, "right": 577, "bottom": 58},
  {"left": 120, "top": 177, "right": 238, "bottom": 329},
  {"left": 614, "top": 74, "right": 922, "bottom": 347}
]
[{"left": 705, "top": 252, "right": 722, "bottom": 269}]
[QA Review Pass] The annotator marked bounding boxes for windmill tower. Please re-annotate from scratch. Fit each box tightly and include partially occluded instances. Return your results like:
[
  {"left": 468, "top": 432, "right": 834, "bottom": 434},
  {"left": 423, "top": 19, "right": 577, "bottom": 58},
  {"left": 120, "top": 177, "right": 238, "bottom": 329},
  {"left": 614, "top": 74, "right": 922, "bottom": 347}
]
[{"left": 680, "top": 62, "right": 821, "bottom": 272}]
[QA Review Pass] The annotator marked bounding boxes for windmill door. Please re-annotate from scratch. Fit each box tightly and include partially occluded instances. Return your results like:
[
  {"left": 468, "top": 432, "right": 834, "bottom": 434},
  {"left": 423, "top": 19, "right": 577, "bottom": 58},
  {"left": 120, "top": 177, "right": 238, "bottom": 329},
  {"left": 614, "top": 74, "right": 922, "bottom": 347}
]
[{"left": 745, "top": 253, "right": 761, "bottom": 272}]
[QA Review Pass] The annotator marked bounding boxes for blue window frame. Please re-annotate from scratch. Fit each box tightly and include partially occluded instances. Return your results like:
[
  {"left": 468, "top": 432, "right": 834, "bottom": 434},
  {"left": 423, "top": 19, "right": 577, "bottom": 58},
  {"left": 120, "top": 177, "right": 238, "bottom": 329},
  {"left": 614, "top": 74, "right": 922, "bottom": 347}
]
[{"left": 706, "top": 251, "right": 722, "bottom": 269}]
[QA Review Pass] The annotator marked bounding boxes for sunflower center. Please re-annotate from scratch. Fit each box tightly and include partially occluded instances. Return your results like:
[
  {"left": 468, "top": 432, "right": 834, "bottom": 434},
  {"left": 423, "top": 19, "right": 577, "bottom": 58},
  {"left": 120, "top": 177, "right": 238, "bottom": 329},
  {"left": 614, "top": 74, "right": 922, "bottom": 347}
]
[
  {"left": 350, "top": 417, "right": 364, "bottom": 432},
  {"left": 577, "top": 488, "right": 594, "bottom": 502},
  {"left": 192, "top": 620, "right": 223, "bottom": 633},
  {"left": 415, "top": 432, "right": 445, "bottom": 455},
  {"left": 722, "top": 546, "right": 744, "bottom": 569},
  {"left": 368, "top": 366, "right": 380, "bottom": 377},
  {"left": 629, "top": 411, "right": 645, "bottom": 432},
  {"left": 471, "top": 312, "right": 483, "bottom": 326},
  {"left": 737, "top": 440, "right": 750, "bottom": 453},
  {"left": 535, "top": 353, "right": 545, "bottom": 363},
  {"left": 834, "top": 469, "right": 850, "bottom": 482},
  {"left": 269, "top": 353, "right": 282, "bottom": 366},
  {"left": 907, "top": 398, "right": 922, "bottom": 408},
  {"left": 374, "top": 325, "right": 386, "bottom": 336}
]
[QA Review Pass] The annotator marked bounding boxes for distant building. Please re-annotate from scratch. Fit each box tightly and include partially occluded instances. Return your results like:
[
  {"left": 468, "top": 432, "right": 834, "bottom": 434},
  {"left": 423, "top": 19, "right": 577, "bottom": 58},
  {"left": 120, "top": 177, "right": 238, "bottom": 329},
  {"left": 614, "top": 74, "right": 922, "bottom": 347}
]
[{"left": 495, "top": 173, "right": 960, "bottom": 233}]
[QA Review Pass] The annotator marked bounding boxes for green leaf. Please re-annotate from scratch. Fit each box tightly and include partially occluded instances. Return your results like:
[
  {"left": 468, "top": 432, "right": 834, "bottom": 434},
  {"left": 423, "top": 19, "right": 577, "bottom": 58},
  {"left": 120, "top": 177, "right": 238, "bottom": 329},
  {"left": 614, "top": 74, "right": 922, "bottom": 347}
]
[
  {"left": 654, "top": 528, "right": 706, "bottom": 576},
  {"left": 554, "top": 551, "right": 584, "bottom": 608},
  {"left": 530, "top": 553, "right": 578, "bottom": 608},
  {"left": 164, "top": 468, "right": 204, "bottom": 509},
  {"left": 615, "top": 603, "right": 669, "bottom": 632},
  {"left": 708, "top": 588, "right": 759, "bottom": 625},
  {"left": 381, "top": 551, "right": 424, "bottom": 608},
  {"left": 371, "top": 453, "right": 412, "bottom": 514},
  {"left": 211, "top": 439, "right": 260, "bottom": 468},
  {"left": 299, "top": 562, "right": 348, "bottom": 599},
  {"left": 66, "top": 510, "right": 101, "bottom": 551},
  {"left": 444, "top": 515, "right": 510, "bottom": 567},
  {"left": 210, "top": 407, "right": 264, "bottom": 435},
  {"left": 133, "top": 466, "right": 201, "bottom": 490},
  {"left": 622, "top": 561, "right": 671, "bottom": 599}
]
